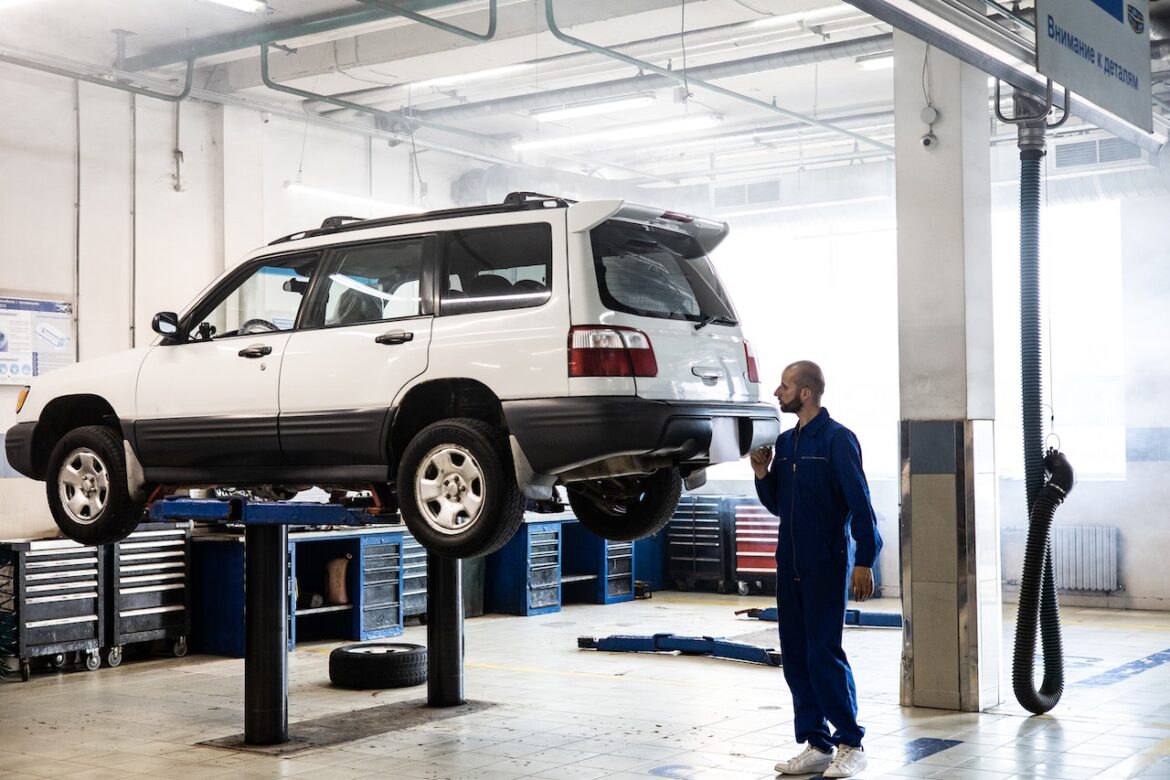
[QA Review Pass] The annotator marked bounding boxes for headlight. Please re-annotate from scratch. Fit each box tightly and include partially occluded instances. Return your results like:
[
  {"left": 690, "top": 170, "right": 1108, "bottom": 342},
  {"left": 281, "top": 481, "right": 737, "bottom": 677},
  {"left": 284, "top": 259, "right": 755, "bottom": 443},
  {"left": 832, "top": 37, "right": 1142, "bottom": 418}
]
[{"left": 15, "top": 386, "right": 29, "bottom": 413}]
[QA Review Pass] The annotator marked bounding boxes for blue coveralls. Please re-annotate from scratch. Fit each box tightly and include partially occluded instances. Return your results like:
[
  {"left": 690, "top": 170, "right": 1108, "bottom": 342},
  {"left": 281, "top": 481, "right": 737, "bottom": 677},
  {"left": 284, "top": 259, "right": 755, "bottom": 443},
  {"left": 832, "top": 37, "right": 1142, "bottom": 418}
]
[{"left": 754, "top": 407, "right": 882, "bottom": 752}]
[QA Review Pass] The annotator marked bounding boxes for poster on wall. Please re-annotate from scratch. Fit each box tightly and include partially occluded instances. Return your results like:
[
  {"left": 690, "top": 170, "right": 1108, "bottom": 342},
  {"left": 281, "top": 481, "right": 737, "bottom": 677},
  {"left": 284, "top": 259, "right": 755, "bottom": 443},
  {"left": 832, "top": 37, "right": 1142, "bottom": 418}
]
[{"left": 0, "top": 296, "right": 75, "bottom": 385}]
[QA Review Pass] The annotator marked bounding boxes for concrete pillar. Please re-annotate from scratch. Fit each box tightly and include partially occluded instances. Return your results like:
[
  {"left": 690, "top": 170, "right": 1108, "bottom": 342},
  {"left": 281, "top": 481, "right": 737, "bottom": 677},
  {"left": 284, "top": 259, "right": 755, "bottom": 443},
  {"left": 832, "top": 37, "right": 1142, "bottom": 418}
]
[{"left": 894, "top": 31, "right": 1001, "bottom": 711}]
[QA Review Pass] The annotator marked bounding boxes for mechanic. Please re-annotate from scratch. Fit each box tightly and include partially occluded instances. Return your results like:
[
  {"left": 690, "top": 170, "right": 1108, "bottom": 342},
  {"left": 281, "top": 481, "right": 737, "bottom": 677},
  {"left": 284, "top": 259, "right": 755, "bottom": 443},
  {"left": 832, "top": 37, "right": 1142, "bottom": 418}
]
[{"left": 750, "top": 360, "right": 882, "bottom": 779}]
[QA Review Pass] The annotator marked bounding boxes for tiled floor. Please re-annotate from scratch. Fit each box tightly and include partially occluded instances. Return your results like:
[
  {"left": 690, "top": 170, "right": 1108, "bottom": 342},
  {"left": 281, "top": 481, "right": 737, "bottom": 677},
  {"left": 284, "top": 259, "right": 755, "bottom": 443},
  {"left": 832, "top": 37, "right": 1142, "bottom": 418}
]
[{"left": 2, "top": 593, "right": 1169, "bottom": 779}]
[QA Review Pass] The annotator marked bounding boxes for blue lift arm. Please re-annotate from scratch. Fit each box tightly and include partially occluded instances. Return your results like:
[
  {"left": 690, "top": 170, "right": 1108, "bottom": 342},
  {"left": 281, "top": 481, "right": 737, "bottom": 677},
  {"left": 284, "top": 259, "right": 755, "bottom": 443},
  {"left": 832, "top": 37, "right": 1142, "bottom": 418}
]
[{"left": 578, "top": 633, "right": 781, "bottom": 667}]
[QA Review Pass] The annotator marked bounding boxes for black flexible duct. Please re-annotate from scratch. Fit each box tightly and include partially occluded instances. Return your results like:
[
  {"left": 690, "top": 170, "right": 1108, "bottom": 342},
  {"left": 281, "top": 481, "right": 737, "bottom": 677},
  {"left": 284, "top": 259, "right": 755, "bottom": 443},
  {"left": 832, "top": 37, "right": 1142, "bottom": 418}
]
[
  {"left": 1011, "top": 142, "right": 1075, "bottom": 714},
  {"left": 1012, "top": 449, "right": 1075, "bottom": 713}
]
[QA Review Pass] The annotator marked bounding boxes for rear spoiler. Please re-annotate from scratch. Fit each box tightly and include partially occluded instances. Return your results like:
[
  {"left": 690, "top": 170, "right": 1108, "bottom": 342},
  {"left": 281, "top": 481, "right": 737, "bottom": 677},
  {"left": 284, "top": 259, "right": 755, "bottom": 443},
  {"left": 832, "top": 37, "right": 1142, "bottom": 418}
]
[{"left": 568, "top": 199, "right": 730, "bottom": 255}]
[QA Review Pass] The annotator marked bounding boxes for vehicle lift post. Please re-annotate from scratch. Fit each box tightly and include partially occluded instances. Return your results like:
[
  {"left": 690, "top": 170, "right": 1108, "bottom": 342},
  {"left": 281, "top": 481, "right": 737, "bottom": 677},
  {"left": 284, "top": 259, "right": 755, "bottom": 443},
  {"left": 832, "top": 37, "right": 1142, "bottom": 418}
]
[{"left": 150, "top": 498, "right": 467, "bottom": 745}]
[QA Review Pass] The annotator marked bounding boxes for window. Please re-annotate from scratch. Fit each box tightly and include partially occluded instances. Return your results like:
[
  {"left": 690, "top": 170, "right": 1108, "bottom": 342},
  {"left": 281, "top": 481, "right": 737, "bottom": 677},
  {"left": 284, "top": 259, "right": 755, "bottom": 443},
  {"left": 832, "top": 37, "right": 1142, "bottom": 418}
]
[
  {"left": 191, "top": 254, "right": 318, "bottom": 340},
  {"left": 320, "top": 238, "right": 427, "bottom": 327},
  {"left": 590, "top": 219, "right": 737, "bottom": 324},
  {"left": 440, "top": 223, "right": 552, "bottom": 315}
]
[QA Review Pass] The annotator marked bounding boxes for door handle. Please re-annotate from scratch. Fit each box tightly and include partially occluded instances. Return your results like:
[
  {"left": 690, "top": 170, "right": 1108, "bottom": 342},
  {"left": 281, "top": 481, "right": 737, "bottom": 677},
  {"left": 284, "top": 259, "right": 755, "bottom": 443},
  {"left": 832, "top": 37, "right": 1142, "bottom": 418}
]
[
  {"left": 238, "top": 344, "right": 272, "bottom": 358},
  {"left": 692, "top": 366, "right": 722, "bottom": 381},
  {"left": 375, "top": 330, "right": 414, "bottom": 345}
]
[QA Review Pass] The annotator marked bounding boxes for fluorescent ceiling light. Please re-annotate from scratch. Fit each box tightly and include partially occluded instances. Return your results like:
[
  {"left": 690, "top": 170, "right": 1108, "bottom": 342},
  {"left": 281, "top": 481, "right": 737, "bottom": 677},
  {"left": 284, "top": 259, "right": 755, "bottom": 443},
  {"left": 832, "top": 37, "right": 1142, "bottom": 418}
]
[
  {"left": 515, "top": 115, "right": 722, "bottom": 152},
  {"left": 201, "top": 0, "right": 267, "bottom": 12},
  {"left": 284, "top": 181, "right": 420, "bottom": 214},
  {"left": 531, "top": 95, "right": 657, "bottom": 122},
  {"left": 746, "top": 5, "right": 860, "bottom": 30},
  {"left": 856, "top": 53, "right": 895, "bottom": 71},
  {"left": 0, "top": 0, "right": 42, "bottom": 8},
  {"left": 415, "top": 63, "right": 532, "bottom": 89}
]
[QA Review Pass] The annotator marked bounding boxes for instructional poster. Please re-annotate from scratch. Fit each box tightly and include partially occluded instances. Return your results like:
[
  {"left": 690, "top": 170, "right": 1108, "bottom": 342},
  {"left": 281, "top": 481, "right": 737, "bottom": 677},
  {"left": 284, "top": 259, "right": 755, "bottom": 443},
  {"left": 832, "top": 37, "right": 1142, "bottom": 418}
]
[{"left": 0, "top": 296, "right": 75, "bottom": 385}]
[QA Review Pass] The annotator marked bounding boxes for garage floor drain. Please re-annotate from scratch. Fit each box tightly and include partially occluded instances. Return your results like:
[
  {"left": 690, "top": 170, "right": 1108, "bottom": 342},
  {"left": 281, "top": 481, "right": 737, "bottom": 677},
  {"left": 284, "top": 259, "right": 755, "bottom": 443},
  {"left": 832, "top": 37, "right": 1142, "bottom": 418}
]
[{"left": 199, "top": 699, "right": 497, "bottom": 756}]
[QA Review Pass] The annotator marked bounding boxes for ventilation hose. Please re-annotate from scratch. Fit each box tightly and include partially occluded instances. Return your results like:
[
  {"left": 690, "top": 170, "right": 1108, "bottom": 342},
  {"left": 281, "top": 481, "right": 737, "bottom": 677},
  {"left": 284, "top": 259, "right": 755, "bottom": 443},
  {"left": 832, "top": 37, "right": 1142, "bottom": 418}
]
[
  {"left": 1011, "top": 143, "right": 1075, "bottom": 714},
  {"left": 1012, "top": 448, "right": 1075, "bottom": 713}
]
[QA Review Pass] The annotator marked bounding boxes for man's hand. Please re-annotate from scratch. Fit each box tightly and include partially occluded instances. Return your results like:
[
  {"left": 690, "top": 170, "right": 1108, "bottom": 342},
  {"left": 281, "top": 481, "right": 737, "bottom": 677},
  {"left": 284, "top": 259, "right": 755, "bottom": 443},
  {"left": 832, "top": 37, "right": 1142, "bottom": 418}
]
[
  {"left": 750, "top": 446, "right": 773, "bottom": 479},
  {"left": 850, "top": 566, "right": 874, "bottom": 601}
]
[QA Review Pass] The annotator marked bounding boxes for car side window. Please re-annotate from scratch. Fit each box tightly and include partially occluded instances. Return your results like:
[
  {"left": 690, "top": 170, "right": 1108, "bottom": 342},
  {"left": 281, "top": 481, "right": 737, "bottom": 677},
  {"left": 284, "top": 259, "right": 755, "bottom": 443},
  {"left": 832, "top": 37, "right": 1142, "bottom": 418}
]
[
  {"left": 190, "top": 254, "right": 318, "bottom": 341},
  {"left": 440, "top": 223, "right": 552, "bottom": 315},
  {"left": 319, "top": 237, "right": 427, "bottom": 328}
]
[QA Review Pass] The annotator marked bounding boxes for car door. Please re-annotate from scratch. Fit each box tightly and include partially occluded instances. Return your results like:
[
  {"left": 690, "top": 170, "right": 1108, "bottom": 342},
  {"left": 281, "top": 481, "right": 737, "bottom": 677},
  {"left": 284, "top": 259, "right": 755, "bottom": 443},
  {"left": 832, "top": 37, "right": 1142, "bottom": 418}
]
[
  {"left": 278, "top": 235, "right": 435, "bottom": 467},
  {"left": 134, "top": 253, "right": 320, "bottom": 471}
]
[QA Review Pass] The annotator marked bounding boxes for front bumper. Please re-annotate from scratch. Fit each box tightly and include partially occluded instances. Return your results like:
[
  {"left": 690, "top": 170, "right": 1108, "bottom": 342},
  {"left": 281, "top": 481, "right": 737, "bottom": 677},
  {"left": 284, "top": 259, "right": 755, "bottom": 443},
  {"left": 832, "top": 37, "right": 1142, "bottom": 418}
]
[
  {"left": 502, "top": 397, "right": 780, "bottom": 475},
  {"left": 4, "top": 421, "right": 38, "bottom": 479}
]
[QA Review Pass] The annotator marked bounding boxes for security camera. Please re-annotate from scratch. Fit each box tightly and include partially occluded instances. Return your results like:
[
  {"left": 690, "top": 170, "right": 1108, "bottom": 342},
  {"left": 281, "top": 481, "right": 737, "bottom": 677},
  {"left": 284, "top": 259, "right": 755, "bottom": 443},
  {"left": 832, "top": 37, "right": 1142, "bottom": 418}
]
[{"left": 920, "top": 132, "right": 938, "bottom": 150}]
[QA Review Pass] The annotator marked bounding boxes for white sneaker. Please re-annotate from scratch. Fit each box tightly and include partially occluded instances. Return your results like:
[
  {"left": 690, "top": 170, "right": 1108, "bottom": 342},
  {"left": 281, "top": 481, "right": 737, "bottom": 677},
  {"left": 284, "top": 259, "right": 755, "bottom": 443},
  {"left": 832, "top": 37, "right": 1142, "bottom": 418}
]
[
  {"left": 823, "top": 743, "right": 867, "bottom": 778},
  {"left": 774, "top": 744, "right": 834, "bottom": 775}
]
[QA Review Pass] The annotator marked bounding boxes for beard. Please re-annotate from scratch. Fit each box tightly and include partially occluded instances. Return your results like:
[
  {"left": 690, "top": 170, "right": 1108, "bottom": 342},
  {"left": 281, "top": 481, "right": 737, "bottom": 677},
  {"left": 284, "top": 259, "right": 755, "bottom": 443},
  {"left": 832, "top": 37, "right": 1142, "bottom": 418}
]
[{"left": 780, "top": 396, "right": 803, "bottom": 414}]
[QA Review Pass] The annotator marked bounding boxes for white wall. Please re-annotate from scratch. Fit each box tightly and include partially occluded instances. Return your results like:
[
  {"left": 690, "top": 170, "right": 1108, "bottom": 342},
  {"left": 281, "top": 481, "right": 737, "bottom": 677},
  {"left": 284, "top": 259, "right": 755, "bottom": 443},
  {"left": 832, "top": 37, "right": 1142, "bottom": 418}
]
[{"left": 0, "top": 63, "right": 452, "bottom": 540}]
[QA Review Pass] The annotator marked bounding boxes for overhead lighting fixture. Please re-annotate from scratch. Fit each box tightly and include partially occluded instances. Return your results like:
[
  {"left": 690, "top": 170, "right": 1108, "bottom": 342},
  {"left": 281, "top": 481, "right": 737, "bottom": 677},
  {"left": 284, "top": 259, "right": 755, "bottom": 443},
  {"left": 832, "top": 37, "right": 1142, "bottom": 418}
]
[
  {"left": 201, "top": 0, "right": 267, "bottom": 12},
  {"left": 415, "top": 63, "right": 532, "bottom": 90},
  {"left": 514, "top": 115, "right": 723, "bottom": 152},
  {"left": 283, "top": 181, "right": 420, "bottom": 214},
  {"left": 856, "top": 53, "right": 895, "bottom": 71},
  {"left": 531, "top": 95, "right": 658, "bottom": 123},
  {"left": 0, "top": 0, "right": 42, "bottom": 8},
  {"left": 746, "top": 5, "right": 860, "bottom": 31}
]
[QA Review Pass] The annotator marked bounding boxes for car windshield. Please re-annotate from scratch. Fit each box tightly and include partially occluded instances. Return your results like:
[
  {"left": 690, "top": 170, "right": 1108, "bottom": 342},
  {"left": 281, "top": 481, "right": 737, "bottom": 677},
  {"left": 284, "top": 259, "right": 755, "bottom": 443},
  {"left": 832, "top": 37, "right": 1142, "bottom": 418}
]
[{"left": 590, "top": 219, "right": 737, "bottom": 324}]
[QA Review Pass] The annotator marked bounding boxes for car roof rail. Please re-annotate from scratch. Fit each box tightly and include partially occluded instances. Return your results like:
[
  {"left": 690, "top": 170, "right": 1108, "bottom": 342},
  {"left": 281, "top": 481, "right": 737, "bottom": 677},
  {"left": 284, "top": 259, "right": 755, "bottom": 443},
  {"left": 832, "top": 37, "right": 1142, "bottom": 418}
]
[
  {"left": 320, "top": 215, "right": 365, "bottom": 230},
  {"left": 267, "top": 196, "right": 572, "bottom": 246},
  {"left": 502, "top": 191, "right": 575, "bottom": 207}
]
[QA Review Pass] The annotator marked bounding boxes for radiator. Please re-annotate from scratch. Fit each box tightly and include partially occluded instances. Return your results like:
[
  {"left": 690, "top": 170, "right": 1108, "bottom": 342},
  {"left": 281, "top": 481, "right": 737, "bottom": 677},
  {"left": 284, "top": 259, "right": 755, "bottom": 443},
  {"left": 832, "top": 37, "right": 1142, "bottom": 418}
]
[{"left": 1052, "top": 526, "right": 1119, "bottom": 592}]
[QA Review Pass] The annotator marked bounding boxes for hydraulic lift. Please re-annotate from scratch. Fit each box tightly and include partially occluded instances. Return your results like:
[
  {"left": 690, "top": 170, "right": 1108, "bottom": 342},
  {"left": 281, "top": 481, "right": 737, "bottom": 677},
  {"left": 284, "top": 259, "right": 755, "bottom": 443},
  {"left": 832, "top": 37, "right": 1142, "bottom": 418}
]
[{"left": 150, "top": 498, "right": 465, "bottom": 746}]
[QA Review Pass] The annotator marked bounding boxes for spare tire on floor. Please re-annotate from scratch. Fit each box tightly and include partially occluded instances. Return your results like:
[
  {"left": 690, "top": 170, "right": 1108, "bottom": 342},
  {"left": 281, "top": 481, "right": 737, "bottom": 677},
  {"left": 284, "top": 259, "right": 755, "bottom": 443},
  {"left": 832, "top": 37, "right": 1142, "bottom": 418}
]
[{"left": 329, "top": 642, "right": 427, "bottom": 689}]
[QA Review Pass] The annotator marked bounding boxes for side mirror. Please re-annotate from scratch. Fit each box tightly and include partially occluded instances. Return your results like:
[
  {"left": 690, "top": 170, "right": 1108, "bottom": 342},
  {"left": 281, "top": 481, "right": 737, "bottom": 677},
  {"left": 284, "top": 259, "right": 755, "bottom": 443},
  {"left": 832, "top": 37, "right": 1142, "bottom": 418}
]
[{"left": 152, "top": 311, "right": 180, "bottom": 337}]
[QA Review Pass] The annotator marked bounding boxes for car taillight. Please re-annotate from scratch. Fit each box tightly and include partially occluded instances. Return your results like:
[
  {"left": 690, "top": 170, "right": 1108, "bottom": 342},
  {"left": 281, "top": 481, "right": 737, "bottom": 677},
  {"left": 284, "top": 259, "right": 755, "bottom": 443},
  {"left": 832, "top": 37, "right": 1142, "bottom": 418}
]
[
  {"left": 743, "top": 340, "right": 760, "bottom": 383},
  {"left": 568, "top": 326, "right": 658, "bottom": 378}
]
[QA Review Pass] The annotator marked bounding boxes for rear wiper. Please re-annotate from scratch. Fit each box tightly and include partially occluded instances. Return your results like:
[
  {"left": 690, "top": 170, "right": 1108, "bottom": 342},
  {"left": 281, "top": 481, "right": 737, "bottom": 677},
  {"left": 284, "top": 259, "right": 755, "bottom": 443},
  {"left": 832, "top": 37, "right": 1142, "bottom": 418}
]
[{"left": 694, "top": 315, "right": 737, "bottom": 331}]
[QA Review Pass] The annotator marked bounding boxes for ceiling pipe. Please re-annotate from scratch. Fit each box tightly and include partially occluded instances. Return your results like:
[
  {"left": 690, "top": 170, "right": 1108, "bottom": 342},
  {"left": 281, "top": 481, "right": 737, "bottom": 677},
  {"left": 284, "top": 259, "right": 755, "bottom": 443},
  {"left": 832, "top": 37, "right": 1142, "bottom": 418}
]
[
  {"left": 407, "top": 33, "right": 895, "bottom": 125},
  {"left": 122, "top": 0, "right": 472, "bottom": 72},
  {"left": 542, "top": 0, "right": 893, "bottom": 153},
  {"left": 354, "top": 0, "right": 497, "bottom": 42},
  {"left": 259, "top": 41, "right": 496, "bottom": 144},
  {"left": 257, "top": 42, "right": 676, "bottom": 183},
  {"left": 0, "top": 48, "right": 193, "bottom": 102}
]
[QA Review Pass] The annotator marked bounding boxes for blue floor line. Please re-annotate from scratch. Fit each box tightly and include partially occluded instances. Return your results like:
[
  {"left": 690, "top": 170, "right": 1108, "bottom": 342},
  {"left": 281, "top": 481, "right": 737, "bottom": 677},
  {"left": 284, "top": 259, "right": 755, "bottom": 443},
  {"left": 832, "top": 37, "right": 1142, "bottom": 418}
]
[{"left": 1077, "top": 648, "right": 1170, "bottom": 687}]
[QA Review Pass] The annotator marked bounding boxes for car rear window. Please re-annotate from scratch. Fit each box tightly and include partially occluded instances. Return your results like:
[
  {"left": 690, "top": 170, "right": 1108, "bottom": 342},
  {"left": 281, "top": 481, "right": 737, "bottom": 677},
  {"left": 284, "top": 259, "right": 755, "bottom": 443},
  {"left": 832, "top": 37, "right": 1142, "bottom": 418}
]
[
  {"left": 590, "top": 219, "right": 737, "bottom": 324},
  {"left": 440, "top": 223, "right": 553, "bottom": 315}
]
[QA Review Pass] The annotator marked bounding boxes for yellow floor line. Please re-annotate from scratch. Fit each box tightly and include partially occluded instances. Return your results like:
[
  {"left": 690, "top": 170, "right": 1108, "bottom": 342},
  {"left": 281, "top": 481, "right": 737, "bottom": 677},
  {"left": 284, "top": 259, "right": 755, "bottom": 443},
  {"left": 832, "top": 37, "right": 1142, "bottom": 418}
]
[
  {"left": 465, "top": 660, "right": 759, "bottom": 689},
  {"left": 1089, "top": 735, "right": 1170, "bottom": 779}
]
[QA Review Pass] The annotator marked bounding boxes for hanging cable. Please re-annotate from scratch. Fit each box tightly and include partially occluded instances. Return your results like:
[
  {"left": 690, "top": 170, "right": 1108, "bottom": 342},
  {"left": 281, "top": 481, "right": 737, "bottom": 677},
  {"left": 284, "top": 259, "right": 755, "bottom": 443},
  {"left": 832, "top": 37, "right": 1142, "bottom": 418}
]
[{"left": 680, "top": 0, "right": 693, "bottom": 102}]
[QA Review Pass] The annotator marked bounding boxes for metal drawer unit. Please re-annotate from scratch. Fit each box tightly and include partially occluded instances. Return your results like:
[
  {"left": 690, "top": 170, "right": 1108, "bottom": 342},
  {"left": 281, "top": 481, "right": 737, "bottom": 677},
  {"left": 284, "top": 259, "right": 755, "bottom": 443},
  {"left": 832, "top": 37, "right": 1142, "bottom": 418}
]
[
  {"left": 401, "top": 531, "right": 428, "bottom": 620},
  {"left": 106, "top": 522, "right": 192, "bottom": 666},
  {"left": 357, "top": 534, "right": 404, "bottom": 640},
  {"left": 0, "top": 539, "right": 104, "bottom": 681},
  {"left": 732, "top": 500, "right": 779, "bottom": 595},
  {"left": 667, "top": 495, "right": 733, "bottom": 592},
  {"left": 486, "top": 520, "right": 562, "bottom": 616},
  {"left": 562, "top": 521, "right": 636, "bottom": 605}
]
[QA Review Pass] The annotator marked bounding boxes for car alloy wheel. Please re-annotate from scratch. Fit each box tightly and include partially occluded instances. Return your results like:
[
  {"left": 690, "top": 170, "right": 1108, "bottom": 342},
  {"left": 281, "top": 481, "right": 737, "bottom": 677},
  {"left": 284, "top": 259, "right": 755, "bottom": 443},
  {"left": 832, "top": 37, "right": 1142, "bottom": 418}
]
[{"left": 57, "top": 447, "right": 111, "bottom": 525}]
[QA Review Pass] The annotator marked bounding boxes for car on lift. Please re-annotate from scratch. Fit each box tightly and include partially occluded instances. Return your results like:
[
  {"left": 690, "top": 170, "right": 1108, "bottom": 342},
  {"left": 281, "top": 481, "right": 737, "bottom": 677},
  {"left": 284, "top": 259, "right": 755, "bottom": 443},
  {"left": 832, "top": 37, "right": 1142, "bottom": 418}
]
[{"left": 4, "top": 192, "right": 779, "bottom": 557}]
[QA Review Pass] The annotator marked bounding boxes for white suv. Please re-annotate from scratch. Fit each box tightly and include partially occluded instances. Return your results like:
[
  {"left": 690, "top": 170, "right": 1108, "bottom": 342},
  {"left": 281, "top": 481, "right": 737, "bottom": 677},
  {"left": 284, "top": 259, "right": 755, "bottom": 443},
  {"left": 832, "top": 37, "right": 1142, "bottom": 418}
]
[{"left": 5, "top": 193, "right": 779, "bottom": 557}]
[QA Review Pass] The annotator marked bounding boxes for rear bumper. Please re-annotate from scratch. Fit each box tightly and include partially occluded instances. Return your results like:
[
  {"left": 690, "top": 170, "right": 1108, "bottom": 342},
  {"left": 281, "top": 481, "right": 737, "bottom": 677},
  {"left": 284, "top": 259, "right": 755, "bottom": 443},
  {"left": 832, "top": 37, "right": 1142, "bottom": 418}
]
[
  {"left": 501, "top": 397, "right": 779, "bottom": 475},
  {"left": 4, "top": 421, "right": 38, "bottom": 479}
]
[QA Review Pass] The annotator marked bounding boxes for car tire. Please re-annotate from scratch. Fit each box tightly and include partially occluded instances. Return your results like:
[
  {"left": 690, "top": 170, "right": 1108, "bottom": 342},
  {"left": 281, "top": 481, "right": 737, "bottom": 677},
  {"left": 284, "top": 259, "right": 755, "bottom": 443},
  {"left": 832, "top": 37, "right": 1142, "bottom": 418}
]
[
  {"left": 397, "top": 417, "right": 525, "bottom": 558},
  {"left": 45, "top": 425, "right": 145, "bottom": 546},
  {"left": 329, "top": 642, "right": 427, "bottom": 689},
  {"left": 566, "top": 467, "right": 683, "bottom": 542}
]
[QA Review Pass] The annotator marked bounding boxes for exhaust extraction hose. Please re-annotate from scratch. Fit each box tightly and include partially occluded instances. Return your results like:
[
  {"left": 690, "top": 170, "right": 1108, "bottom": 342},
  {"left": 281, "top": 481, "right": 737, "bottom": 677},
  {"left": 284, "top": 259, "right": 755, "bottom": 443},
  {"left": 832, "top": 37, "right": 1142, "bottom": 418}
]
[
  {"left": 1010, "top": 141, "right": 1076, "bottom": 714},
  {"left": 1011, "top": 448, "right": 1075, "bottom": 714}
]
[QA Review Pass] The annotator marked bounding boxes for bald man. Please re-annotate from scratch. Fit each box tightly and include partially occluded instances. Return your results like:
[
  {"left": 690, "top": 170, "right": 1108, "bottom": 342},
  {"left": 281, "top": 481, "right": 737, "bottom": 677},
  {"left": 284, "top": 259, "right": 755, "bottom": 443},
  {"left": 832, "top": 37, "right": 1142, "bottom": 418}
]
[{"left": 750, "top": 361, "right": 882, "bottom": 779}]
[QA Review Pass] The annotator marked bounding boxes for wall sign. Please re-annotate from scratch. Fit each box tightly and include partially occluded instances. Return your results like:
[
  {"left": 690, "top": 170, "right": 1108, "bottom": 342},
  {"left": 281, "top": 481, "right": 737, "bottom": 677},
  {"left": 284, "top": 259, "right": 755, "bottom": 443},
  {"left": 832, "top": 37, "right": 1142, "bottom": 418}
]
[{"left": 0, "top": 296, "right": 76, "bottom": 385}]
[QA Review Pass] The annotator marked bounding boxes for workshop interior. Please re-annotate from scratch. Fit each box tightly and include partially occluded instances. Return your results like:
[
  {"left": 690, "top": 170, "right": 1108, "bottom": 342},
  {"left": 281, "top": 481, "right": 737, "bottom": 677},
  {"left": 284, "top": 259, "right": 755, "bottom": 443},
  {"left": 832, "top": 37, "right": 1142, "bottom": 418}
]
[{"left": 1, "top": 1, "right": 1170, "bottom": 778}]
